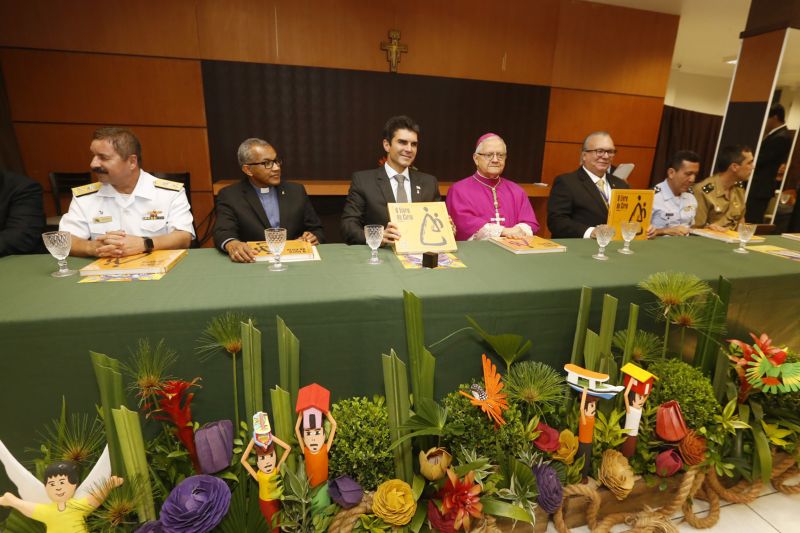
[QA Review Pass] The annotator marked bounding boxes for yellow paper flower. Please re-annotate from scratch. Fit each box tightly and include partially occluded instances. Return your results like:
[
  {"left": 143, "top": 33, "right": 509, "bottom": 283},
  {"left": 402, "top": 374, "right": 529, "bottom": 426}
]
[
  {"left": 372, "top": 479, "right": 417, "bottom": 526},
  {"left": 419, "top": 447, "right": 452, "bottom": 481},
  {"left": 552, "top": 429, "right": 579, "bottom": 464},
  {"left": 598, "top": 449, "right": 635, "bottom": 500}
]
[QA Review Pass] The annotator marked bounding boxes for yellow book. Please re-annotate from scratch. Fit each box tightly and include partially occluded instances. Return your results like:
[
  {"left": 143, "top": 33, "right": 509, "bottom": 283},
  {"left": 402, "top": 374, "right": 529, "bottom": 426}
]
[
  {"left": 387, "top": 201, "right": 457, "bottom": 254},
  {"left": 489, "top": 235, "right": 566, "bottom": 254},
  {"left": 746, "top": 244, "right": 800, "bottom": 262},
  {"left": 246, "top": 240, "right": 318, "bottom": 262},
  {"left": 781, "top": 233, "right": 800, "bottom": 242},
  {"left": 690, "top": 228, "right": 765, "bottom": 244},
  {"left": 606, "top": 189, "right": 654, "bottom": 240},
  {"left": 80, "top": 249, "right": 188, "bottom": 276}
]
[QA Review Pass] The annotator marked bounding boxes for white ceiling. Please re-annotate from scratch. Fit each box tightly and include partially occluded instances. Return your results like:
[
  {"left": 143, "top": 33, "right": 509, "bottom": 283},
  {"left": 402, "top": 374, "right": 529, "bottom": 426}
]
[{"left": 593, "top": 0, "right": 751, "bottom": 79}]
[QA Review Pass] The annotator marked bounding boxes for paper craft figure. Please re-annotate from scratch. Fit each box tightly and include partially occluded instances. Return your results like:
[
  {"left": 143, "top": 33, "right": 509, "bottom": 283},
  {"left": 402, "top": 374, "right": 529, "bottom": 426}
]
[
  {"left": 460, "top": 354, "right": 509, "bottom": 427},
  {"left": 620, "top": 363, "right": 658, "bottom": 458},
  {"left": 564, "top": 365, "right": 624, "bottom": 483},
  {"left": 241, "top": 412, "right": 291, "bottom": 532},
  {"left": 295, "top": 384, "right": 337, "bottom": 488},
  {"left": 0, "top": 440, "right": 123, "bottom": 532}
]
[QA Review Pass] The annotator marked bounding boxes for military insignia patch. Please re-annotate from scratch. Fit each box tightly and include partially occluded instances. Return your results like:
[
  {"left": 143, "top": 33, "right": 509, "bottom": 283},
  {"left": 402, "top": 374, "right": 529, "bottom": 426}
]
[
  {"left": 73, "top": 182, "right": 101, "bottom": 197},
  {"left": 654, "top": 185, "right": 661, "bottom": 193},
  {"left": 154, "top": 178, "right": 184, "bottom": 191},
  {"left": 702, "top": 183, "right": 715, "bottom": 193}
]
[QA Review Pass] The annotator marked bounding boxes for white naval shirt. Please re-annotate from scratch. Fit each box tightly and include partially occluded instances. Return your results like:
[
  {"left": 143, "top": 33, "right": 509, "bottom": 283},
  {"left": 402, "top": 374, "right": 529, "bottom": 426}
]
[
  {"left": 59, "top": 170, "right": 195, "bottom": 240},
  {"left": 651, "top": 179, "right": 697, "bottom": 229}
]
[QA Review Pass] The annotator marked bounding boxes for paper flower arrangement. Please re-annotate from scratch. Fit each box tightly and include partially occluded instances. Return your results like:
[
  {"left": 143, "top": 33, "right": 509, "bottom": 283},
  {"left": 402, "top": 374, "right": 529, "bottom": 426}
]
[
  {"left": 459, "top": 355, "right": 509, "bottom": 427},
  {"left": 156, "top": 475, "right": 231, "bottom": 532},
  {"left": 532, "top": 463, "right": 563, "bottom": 513},
  {"left": 655, "top": 449, "right": 683, "bottom": 478},
  {"left": 678, "top": 430, "right": 707, "bottom": 466},
  {"left": 552, "top": 429, "right": 579, "bottom": 464},
  {"left": 438, "top": 469, "right": 484, "bottom": 531},
  {"left": 598, "top": 450, "right": 635, "bottom": 500},
  {"left": 419, "top": 447, "right": 452, "bottom": 481},
  {"left": 328, "top": 475, "right": 363, "bottom": 509},
  {"left": 532, "top": 422, "right": 560, "bottom": 453}
]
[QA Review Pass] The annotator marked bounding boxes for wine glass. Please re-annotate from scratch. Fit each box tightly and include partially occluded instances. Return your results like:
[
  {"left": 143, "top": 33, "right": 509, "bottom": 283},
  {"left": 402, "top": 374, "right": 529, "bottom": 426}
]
[
  {"left": 618, "top": 221, "right": 641, "bottom": 254},
  {"left": 592, "top": 224, "right": 615, "bottom": 261},
  {"left": 42, "top": 231, "right": 77, "bottom": 277},
  {"left": 734, "top": 222, "right": 756, "bottom": 254},
  {"left": 264, "top": 227, "right": 287, "bottom": 271},
  {"left": 364, "top": 224, "right": 384, "bottom": 265}
]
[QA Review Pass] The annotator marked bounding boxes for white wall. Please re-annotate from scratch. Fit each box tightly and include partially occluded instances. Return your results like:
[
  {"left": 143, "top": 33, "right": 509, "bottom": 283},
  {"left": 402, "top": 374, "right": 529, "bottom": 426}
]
[
  {"left": 779, "top": 86, "right": 800, "bottom": 130},
  {"left": 664, "top": 69, "right": 732, "bottom": 116}
]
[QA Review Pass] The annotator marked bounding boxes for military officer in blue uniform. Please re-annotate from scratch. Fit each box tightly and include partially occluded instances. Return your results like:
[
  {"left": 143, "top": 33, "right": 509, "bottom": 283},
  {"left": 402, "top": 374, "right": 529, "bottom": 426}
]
[
  {"left": 60, "top": 127, "right": 194, "bottom": 257},
  {"left": 650, "top": 150, "right": 700, "bottom": 237}
]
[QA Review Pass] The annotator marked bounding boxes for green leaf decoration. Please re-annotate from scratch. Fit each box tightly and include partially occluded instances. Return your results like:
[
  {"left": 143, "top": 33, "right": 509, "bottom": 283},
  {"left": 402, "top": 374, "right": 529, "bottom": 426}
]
[
  {"left": 270, "top": 385, "right": 297, "bottom": 472},
  {"left": 466, "top": 316, "right": 531, "bottom": 369},
  {"left": 89, "top": 351, "right": 126, "bottom": 476},
  {"left": 110, "top": 406, "right": 156, "bottom": 522},
  {"left": 241, "top": 319, "right": 263, "bottom": 431},
  {"left": 390, "top": 397, "right": 448, "bottom": 450},
  {"left": 215, "top": 468, "right": 270, "bottom": 533},
  {"left": 695, "top": 276, "right": 731, "bottom": 376},
  {"left": 480, "top": 497, "right": 533, "bottom": 523},
  {"left": 570, "top": 286, "right": 593, "bottom": 367},
  {"left": 277, "top": 315, "right": 301, "bottom": 408},
  {"left": 409, "top": 501, "right": 428, "bottom": 533},
  {"left": 382, "top": 349, "right": 413, "bottom": 483},
  {"left": 750, "top": 421, "right": 773, "bottom": 485},
  {"left": 583, "top": 330, "right": 600, "bottom": 372},
  {"left": 404, "top": 291, "right": 435, "bottom": 407}
]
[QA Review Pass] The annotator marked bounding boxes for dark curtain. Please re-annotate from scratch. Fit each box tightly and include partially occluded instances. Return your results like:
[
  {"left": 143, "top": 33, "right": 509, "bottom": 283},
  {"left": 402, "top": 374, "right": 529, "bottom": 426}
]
[
  {"left": 650, "top": 105, "right": 723, "bottom": 186},
  {"left": 0, "top": 61, "right": 25, "bottom": 173}
]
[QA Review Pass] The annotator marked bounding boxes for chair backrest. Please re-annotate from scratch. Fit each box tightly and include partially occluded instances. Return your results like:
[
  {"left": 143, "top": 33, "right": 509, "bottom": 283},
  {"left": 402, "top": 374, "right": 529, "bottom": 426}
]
[
  {"left": 151, "top": 172, "right": 191, "bottom": 206},
  {"left": 48, "top": 172, "right": 92, "bottom": 216}
]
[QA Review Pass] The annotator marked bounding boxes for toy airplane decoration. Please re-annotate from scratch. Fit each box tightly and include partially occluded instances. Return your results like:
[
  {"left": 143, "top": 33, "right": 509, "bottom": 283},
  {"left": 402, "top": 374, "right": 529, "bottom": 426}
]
[{"left": 564, "top": 363, "right": 624, "bottom": 400}]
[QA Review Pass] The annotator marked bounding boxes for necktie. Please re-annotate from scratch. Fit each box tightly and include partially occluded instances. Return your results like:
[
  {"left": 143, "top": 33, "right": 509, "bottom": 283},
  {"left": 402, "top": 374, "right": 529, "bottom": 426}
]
[
  {"left": 395, "top": 175, "right": 409, "bottom": 202},
  {"left": 596, "top": 177, "right": 609, "bottom": 207}
]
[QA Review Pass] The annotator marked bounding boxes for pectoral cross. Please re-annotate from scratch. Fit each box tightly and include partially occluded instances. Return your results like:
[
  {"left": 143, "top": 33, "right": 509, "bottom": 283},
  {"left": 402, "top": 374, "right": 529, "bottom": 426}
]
[
  {"left": 380, "top": 30, "right": 407, "bottom": 73},
  {"left": 489, "top": 189, "right": 505, "bottom": 224}
]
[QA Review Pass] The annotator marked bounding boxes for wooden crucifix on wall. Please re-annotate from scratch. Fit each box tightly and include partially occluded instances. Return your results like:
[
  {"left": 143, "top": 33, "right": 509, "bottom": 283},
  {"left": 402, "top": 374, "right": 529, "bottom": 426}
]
[{"left": 380, "top": 29, "right": 407, "bottom": 73}]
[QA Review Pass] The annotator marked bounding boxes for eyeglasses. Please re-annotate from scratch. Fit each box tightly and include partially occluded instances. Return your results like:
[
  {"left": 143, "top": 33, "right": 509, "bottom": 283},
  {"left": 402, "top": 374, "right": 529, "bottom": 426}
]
[
  {"left": 246, "top": 158, "right": 283, "bottom": 169},
  {"left": 476, "top": 152, "right": 507, "bottom": 161},
  {"left": 584, "top": 149, "right": 617, "bottom": 157}
]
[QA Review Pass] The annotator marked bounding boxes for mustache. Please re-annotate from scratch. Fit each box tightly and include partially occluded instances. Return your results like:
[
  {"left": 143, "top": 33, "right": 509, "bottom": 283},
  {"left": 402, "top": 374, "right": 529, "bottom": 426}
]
[{"left": 91, "top": 167, "right": 108, "bottom": 174}]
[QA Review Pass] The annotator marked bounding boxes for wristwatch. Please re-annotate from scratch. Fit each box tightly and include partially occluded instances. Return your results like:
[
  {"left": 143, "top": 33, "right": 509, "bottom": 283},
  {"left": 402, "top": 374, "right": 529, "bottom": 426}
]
[{"left": 143, "top": 237, "right": 154, "bottom": 252}]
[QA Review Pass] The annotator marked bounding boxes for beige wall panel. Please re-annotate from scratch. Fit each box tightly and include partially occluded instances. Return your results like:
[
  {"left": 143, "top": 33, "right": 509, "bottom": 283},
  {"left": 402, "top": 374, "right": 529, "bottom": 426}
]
[
  {"left": 1, "top": 49, "right": 206, "bottom": 127},
  {"left": 541, "top": 141, "right": 654, "bottom": 189},
  {"left": 551, "top": 0, "right": 678, "bottom": 97},
  {"left": 0, "top": 0, "right": 200, "bottom": 57},
  {"left": 546, "top": 89, "right": 663, "bottom": 147},
  {"left": 15, "top": 123, "right": 212, "bottom": 200},
  {"left": 729, "top": 30, "right": 785, "bottom": 103}
]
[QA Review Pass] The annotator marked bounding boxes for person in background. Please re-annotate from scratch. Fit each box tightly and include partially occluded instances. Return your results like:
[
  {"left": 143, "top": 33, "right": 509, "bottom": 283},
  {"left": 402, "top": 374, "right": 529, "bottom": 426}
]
[{"left": 0, "top": 169, "right": 45, "bottom": 256}]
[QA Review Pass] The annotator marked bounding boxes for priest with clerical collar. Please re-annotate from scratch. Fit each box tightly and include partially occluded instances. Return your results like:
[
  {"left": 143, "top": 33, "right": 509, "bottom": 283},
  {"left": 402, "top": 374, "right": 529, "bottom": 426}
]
[{"left": 445, "top": 133, "right": 538, "bottom": 240}]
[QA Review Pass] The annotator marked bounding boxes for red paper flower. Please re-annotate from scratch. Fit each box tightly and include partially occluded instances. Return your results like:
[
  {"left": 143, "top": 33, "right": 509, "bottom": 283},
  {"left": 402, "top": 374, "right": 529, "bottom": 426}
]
[
  {"left": 152, "top": 378, "right": 202, "bottom": 472},
  {"left": 439, "top": 468, "right": 484, "bottom": 531},
  {"left": 728, "top": 332, "right": 789, "bottom": 402},
  {"left": 427, "top": 500, "right": 457, "bottom": 533},
  {"left": 655, "top": 449, "right": 683, "bottom": 477},
  {"left": 533, "top": 422, "right": 560, "bottom": 452}
]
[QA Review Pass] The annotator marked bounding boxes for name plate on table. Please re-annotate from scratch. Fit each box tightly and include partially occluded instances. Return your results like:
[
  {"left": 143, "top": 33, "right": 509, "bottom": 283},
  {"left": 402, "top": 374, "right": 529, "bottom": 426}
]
[
  {"left": 387, "top": 201, "right": 457, "bottom": 254},
  {"left": 606, "top": 189, "right": 654, "bottom": 240}
]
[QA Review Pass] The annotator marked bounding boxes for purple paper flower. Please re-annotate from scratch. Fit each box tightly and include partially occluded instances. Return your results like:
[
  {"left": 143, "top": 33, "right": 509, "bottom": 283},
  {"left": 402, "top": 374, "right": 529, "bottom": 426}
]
[
  {"left": 532, "top": 463, "right": 563, "bottom": 514},
  {"left": 135, "top": 521, "right": 165, "bottom": 533},
  {"left": 194, "top": 420, "right": 234, "bottom": 474},
  {"left": 328, "top": 475, "right": 363, "bottom": 509},
  {"left": 159, "top": 475, "right": 231, "bottom": 532}
]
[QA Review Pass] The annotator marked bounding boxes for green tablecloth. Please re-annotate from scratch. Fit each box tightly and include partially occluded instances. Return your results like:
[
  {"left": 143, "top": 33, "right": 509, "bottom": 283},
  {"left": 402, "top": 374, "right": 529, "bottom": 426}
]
[{"left": 1, "top": 236, "right": 798, "bottom": 492}]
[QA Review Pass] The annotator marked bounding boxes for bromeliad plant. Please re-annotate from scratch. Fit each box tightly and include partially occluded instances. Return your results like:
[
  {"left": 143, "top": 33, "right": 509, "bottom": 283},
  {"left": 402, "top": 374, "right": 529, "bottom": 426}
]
[{"left": 148, "top": 378, "right": 202, "bottom": 473}]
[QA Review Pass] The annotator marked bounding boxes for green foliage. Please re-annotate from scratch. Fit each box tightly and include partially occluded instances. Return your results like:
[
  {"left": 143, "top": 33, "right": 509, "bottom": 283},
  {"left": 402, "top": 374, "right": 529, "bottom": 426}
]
[
  {"left": 612, "top": 330, "right": 664, "bottom": 364},
  {"left": 215, "top": 469, "right": 270, "bottom": 533},
  {"left": 354, "top": 514, "right": 392, "bottom": 532},
  {"left": 628, "top": 403, "right": 659, "bottom": 476},
  {"left": 329, "top": 396, "right": 394, "bottom": 491},
  {"left": 638, "top": 272, "right": 711, "bottom": 309},
  {"left": 591, "top": 409, "right": 628, "bottom": 473},
  {"left": 466, "top": 316, "right": 531, "bottom": 369},
  {"left": 146, "top": 427, "right": 195, "bottom": 507},
  {"left": 391, "top": 398, "right": 451, "bottom": 449},
  {"left": 279, "top": 462, "right": 314, "bottom": 532},
  {"left": 504, "top": 361, "right": 566, "bottom": 422},
  {"left": 495, "top": 458, "right": 538, "bottom": 524},
  {"left": 440, "top": 389, "right": 527, "bottom": 466},
  {"left": 33, "top": 407, "right": 105, "bottom": 480},
  {"left": 648, "top": 359, "right": 720, "bottom": 430},
  {"left": 121, "top": 338, "right": 177, "bottom": 410},
  {"left": 2, "top": 509, "right": 45, "bottom": 533},
  {"left": 382, "top": 350, "right": 413, "bottom": 483},
  {"left": 85, "top": 475, "right": 146, "bottom": 532}
]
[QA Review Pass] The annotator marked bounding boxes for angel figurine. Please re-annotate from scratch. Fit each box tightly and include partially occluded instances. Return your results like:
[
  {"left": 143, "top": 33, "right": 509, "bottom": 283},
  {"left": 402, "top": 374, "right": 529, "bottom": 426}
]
[
  {"left": 0, "top": 439, "right": 123, "bottom": 532},
  {"left": 241, "top": 412, "right": 291, "bottom": 532}
]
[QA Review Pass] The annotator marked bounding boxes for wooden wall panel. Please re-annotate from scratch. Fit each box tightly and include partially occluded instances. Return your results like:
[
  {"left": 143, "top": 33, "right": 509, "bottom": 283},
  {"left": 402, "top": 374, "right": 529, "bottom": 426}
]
[
  {"left": 1, "top": 49, "right": 206, "bottom": 127},
  {"left": 15, "top": 123, "right": 212, "bottom": 216},
  {"left": 541, "top": 141, "right": 655, "bottom": 189},
  {"left": 0, "top": 0, "right": 200, "bottom": 57},
  {"left": 551, "top": 0, "right": 678, "bottom": 97},
  {"left": 196, "top": 0, "right": 278, "bottom": 63},
  {"left": 729, "top": 30, "right": 785, "bottom": 102},
  {"left": 546, "top": 89, "right": 663, "bottom": 147}
]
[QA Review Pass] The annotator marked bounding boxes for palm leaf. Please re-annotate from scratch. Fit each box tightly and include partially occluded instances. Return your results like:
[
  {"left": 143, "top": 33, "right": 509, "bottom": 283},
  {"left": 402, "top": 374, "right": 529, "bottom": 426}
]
[
  {"left": 90, "top": 351, "right": 126, "bottom": 476},
  {"left": 241, "top": 319, "right": 263, "bottom": 430},
  {"left": 404, "top": 291, "right": 435, "bottom": 406},
  {"left": 382, "top": 350, "right": 413, "bottom": 483},
  {"left": 466, "top": 316, "right": 531, "bottom": 369},
  {"left": 111, "top": 406, "right": 156, "bottom": 521},
  {"left": 276, "top": 316, "right": 300, "bottom": 408}
]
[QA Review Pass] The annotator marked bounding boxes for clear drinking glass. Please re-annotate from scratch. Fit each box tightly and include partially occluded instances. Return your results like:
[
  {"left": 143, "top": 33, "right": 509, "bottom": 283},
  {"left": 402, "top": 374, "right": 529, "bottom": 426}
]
[
  {"left": 734, "top": 222, "right": 756, "bottom": 254},
  {"left": 592, "top": 224, "right": 615, "bottom": 261},
  {"left": 264, "top": 227, "right": 288, "bottom": 271},
  {"left": 618, "top": 221, "right": 641, "bottom": 254},
  {"left": 42, "top": 231, "right": 77, "bottom": 277},
  {"left": 364, "top": 224, "right": 384, "bottom": 265}
]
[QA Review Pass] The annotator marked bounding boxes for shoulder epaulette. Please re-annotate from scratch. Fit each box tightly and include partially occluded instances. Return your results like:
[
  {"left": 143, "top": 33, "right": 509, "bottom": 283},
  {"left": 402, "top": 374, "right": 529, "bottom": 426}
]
[
  {"left": 154, "top": 178, "right": 185, "bottom": 192},
  {"left": 687, "top": 185, "right": 693, "bottom": 193},
  {"left": 735, "top": 180, "right": 746, "bottom": 189},
  {"left": 72, "top": 182, "right": 101, "bottom": 197},
  {"left": 702, "top": 182, "right": 715, "bottom": 194},
  {"left": 654, "top": 185, "right": 661, "bottom": 193}
]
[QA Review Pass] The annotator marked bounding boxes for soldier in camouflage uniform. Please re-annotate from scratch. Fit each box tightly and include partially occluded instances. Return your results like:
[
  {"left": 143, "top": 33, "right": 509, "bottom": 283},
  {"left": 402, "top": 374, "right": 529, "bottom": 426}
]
[{"left": 693, "top": 145, "right": 753, "bottom": 230}]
